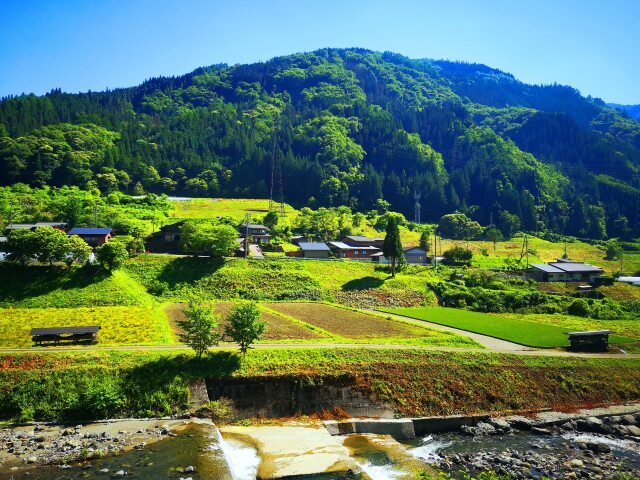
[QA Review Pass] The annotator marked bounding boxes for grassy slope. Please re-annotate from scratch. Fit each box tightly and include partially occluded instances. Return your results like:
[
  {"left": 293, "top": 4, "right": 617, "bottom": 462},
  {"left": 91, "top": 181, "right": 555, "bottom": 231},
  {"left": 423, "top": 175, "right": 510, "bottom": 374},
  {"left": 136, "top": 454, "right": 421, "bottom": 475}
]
[
  {"left": 125, "top": 254, "right": 437, "bottom": 307},
  {"left": 383, "top": 306, "right": 637, "bottom": 348},
  {"left": 2, "top": 349, "right": 640, "bottom": 421},
  {"left": 0, "top": 265, "right": 154, "bottom": 308},
  {"left": 0, "top": 264, "right": 176, "bottom": 348}
]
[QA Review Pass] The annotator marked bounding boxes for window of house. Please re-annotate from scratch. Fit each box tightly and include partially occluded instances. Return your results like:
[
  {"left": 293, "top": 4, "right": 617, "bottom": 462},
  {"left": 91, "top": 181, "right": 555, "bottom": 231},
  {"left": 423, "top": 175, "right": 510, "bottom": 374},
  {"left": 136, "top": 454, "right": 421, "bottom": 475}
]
[
  {"left": 362, "top": 250, "right": 367, "bottom": 255},
  {"left": 354, "top": 251, "right": 359, "bottom": 255}
]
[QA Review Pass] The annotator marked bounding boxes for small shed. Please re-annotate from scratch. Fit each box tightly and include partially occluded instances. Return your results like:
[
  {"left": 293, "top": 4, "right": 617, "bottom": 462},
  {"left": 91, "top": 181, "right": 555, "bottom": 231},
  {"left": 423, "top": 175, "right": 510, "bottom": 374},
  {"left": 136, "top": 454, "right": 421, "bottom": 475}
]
[
  {"left": 30, "top": 326, "right": 101, "bottom": 345},
  {"left": 566, "top": 330, "right": 613, "bottom": 352},
  {"left": 297, "top": 242, "right": 331, "bottom": 259}
]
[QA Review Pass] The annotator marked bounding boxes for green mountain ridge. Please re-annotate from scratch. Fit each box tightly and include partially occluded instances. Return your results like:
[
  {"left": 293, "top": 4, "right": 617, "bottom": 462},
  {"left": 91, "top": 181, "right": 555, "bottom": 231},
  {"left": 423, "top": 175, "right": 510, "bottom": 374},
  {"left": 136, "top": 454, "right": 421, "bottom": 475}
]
[{"left": 1, "top": 47, "right": 639, "bottom": 238}]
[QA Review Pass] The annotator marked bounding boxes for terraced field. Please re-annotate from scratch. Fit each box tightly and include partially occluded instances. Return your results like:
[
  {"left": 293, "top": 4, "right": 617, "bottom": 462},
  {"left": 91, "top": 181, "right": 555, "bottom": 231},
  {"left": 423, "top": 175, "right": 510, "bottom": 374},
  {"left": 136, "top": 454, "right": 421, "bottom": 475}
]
[{"left": 0, "top": 306, "right": 174, "bottom": 348}]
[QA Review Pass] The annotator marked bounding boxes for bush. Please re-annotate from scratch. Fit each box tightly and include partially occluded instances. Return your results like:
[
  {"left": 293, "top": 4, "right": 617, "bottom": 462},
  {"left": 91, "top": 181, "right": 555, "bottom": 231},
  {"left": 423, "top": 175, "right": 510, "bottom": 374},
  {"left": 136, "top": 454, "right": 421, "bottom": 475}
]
[
  {"left": 568, "top": 298, "right": 591, "bottom": 317},
  {"left": 442, "top": 246, "right": 473, "bottom": 266}
]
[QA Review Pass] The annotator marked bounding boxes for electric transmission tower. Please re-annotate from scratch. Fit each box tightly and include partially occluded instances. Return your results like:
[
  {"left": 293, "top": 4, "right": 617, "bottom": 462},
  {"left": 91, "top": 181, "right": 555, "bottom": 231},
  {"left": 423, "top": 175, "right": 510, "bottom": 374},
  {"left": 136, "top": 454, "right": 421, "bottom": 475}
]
[{"left": 414, "top": 190, "right": 421, "bottom": 224}]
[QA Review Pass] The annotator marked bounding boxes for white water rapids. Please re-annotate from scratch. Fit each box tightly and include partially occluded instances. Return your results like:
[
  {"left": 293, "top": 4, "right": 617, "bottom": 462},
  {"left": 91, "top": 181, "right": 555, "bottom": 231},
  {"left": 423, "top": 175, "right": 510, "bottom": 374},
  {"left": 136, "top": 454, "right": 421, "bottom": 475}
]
[{"left": 213, "top": 428, "right": 261, "bottom": 480}]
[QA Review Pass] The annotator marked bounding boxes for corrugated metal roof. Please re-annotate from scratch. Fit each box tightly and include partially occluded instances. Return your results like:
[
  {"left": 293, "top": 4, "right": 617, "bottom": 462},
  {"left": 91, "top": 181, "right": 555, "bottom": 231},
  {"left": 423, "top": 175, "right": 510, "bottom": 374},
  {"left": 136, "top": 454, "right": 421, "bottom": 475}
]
[
  {"left": 344, "top": 235, "right": 383, "bottom": 242},
  {"left": 328, "top": 242, "right": 379, "bottom": 250},
  {"left": 550, "top": 262, "right": 603, "bottom": 272},
  {"left": 530, "top": 263, "right": 565, "bottom": 273},
  {"left": 68, "top": 227, "right": 112, "bottom": 235},
  {"left": 566, "top": 330, "right": 613, "bottom": 336},
  {"left": 30, "top": 326, "right": 101, "bottom": 336},
  {"left": 298, "top": 242, "right": 330, "bottom": 251}
]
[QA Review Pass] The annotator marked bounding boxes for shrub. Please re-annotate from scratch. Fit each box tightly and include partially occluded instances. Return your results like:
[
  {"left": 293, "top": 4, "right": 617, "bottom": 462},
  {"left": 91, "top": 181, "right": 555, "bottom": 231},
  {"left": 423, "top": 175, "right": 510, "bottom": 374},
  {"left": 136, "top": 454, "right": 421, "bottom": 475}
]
[
  {"left": 442, "top": 246, "right": 473, "bottom": 266},
  {"left": 568, "top": 298, "right": 591, "bottom": 317}
]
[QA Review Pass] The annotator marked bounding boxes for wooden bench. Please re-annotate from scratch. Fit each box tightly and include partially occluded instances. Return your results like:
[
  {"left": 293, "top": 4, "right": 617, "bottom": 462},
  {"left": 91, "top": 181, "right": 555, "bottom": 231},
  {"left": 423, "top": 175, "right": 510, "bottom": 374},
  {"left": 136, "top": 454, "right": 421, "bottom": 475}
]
[{"left": 30, "top": 326, "right": 101, "bottom": 346}]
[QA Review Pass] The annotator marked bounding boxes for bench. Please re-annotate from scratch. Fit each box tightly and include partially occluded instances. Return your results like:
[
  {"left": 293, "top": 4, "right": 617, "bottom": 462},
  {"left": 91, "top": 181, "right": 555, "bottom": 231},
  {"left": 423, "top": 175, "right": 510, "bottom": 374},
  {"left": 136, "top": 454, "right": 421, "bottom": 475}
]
[{"left": 29, "top": 326, "right": 101, "bottom": 346}]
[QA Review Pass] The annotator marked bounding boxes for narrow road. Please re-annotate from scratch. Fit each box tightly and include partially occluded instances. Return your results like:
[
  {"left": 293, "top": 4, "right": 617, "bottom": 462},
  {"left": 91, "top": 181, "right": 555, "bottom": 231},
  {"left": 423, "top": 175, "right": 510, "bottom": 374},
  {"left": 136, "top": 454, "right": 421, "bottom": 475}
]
[
  {"left": 0, "top": 342, "right": 638, "bottom": 359},
  {"left": 249, "top": 244, "right": 264, "bottom": 258},
  {"left": 374, "top": 310, "right": 533, "bottom": 351}
]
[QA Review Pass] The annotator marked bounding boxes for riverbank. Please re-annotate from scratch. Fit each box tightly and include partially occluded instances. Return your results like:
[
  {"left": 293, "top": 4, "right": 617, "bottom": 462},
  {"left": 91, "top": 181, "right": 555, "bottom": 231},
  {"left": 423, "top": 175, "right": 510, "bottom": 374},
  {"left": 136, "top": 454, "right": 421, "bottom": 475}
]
[
  {"left": 2, "top": 349, "right": 640, "bottom": 422},
  {"left": 0, "top": 418, "right": 189, "bottom": 472}
]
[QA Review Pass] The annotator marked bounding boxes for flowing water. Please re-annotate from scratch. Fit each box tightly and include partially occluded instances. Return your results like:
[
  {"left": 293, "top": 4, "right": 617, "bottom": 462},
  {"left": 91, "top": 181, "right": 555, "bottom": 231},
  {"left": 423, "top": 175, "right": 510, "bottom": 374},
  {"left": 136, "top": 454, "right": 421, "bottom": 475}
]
[{"left": 4, "top": 423, "right": 640, "bottom": 480}]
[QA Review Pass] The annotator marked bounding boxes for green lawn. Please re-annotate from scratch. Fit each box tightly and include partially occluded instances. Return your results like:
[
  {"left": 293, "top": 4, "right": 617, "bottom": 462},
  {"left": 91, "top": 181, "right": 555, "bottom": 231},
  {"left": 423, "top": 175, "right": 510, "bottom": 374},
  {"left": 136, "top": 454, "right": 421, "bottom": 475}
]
[{"left": 381, "top": 306, "right": 637, "bottom": 348}]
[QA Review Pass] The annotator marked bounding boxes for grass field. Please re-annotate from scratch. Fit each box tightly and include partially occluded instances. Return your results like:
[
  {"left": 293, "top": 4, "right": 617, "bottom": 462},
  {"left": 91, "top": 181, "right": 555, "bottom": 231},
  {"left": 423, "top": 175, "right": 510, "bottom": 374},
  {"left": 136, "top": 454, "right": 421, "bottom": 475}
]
[
  {"left": 0, "top": 306, "right": 174, "bottom": 348},
  {"left": 169, "top": 198, "right": 299, "bottom": 221},
  {"left": 382, "top": 306, "right": 638, "bottom": 348}
]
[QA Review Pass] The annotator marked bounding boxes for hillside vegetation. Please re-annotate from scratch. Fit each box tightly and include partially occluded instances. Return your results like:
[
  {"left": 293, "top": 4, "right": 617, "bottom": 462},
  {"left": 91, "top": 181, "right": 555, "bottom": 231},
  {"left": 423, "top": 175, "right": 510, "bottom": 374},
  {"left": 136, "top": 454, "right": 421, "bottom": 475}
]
[
  {"left": 1, "top": 48, "right": 640, "bottom": 240},
  {"left": 2, "top": 349, "right": 640, "bottom": 421}
]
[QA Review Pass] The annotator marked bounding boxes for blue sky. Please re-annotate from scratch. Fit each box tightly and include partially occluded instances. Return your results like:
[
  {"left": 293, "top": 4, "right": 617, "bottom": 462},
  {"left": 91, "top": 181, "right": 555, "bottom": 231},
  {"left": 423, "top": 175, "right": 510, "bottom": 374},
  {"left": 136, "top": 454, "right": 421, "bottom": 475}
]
[{"left": 1, "top": 0, "right": 639, "bottom": 103}]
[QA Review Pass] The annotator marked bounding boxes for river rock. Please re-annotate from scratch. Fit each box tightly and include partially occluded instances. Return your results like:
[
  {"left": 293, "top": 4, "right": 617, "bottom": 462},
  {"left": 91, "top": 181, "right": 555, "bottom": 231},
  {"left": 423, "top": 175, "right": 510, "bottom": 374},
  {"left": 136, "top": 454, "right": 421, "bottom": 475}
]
[
  {"left": 184, "top": 465, "right": 196, "bottom": 472},
  {"left": 621, "top": 415, "right": 637, "bottom": 426},
  {"left": 531, "top": 427, "right": 553, "bottom": 436},
  {"left": 476, "top": 422, "right": 497, "bottom": 435},
  {"left": 112, "top": 470, "right": 126, "bottom": 478},
  {"left": 488, "top": 418, "right": 511, "bottom": 432}
]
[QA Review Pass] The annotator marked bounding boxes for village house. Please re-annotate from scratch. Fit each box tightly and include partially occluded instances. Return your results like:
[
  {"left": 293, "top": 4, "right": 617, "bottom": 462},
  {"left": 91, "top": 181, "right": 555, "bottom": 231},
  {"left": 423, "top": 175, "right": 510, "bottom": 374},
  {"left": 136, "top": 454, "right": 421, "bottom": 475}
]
[
  {"left": 146, "top": 221, "right": 185, "bottom": 254},
  {"left": 327, "top": 241, "right": 380, "bottom": 259},
  {"left": 68, "top": 227, "right": 112, "bottom": 247},
  {"left": 371, "top": 246, "right": 429, "bottom": 265},
  {"left": 238, "top": 223, "right": 272, "bottom": 244},
  {"left": 528, "top": 259, "right": 604, "bottom": 283},
  {"left": 342, "top": 235, "right": 384, "bottom": 248},
  {"left": 286, "top": 242, "right": 331, "bottom": 259}
]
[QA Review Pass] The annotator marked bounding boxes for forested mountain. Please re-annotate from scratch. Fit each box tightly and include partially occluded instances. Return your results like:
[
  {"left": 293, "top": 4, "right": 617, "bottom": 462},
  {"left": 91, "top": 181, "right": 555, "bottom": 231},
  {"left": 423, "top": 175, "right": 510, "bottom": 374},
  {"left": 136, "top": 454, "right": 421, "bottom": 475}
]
[
  {"left": 609, "top": 103, "right": 640, "bottom": 121},
  {"left": 1, "top": 48, "right": 640, "bottom": 239}
]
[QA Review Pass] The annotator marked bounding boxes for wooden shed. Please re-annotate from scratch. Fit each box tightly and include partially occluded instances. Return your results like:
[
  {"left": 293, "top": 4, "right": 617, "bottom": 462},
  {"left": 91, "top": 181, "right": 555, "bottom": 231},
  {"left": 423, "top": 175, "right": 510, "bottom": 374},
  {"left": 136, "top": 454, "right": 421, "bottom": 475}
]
[{"left": 566, "top": 330, "right": 613, "bottom": 352}]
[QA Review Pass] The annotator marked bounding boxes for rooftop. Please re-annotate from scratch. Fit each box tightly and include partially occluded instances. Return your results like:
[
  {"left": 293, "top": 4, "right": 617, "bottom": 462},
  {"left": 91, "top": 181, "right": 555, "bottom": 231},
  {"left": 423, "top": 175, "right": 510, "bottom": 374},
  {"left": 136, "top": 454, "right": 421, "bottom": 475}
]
[
  {"left": 566, "top": 330, "right": 613, "bottom": 337},
  {"left": 68, "top": 227, "right": 113, "bottom": 235},
  {"left": 238, "top": 223, "right": 270, "bottom": 230},
  {"left": 30, "top": 326, "right": 101, "bottom": 336},
  {"left": 344, "top": 235, "right": 383, "bottom": 242},
  {"left": 328, "top": 241, "right": 379, "bottom": 250},
  {"left": 298, "top": 242, "right": 331, "bottom": 251},
  {"left": 530, "top": 263, "right": 565, "bottom": 273},
  {"left": 549, "top": 262, "right": 603, "bottom": 273}
]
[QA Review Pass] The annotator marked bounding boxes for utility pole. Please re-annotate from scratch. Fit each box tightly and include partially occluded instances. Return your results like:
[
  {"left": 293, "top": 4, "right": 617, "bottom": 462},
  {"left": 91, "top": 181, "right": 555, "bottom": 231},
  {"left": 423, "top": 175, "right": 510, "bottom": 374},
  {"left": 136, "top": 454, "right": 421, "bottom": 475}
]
[
  {"left": 620, "top": 250, "right": 623, "bottom": 274},
  {"left": 414, "top": 190, "right": 421, "bottom": 224},
  {"left": 244, "top": 212, "right": 250, "bottom": 259},
  {"left": 564, "top": 239, "right": 567, "bottom": 259},
  {"left": 433, "top": 233, "right": 437, "bottom": 268},
  {"left": 525, "top": 234, "right": 529, "bottom": 269},
  {"left": 93, "top": 202, "right": 99, "bottom": 227}
]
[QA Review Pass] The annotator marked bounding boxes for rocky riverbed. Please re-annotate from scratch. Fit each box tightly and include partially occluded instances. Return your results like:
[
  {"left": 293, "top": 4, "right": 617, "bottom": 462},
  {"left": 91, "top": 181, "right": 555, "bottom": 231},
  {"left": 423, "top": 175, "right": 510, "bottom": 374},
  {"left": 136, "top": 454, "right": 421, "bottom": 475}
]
[
  {"left": 428, "top": 413, "right": 640, "bottom": 479},
  {"left": 0, "top": 418, "right": 187, "bottom": 471}
]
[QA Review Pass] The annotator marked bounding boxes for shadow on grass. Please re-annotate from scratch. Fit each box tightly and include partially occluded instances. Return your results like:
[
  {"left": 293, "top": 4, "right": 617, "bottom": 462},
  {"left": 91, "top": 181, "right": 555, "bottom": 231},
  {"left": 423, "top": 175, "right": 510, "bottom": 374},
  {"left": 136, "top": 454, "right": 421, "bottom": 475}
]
[
  {"left": 341, "top": 276, "right": 385, "bottom": 291},
  {"left": 0, "top": 264, "right": 109, "bottom": 303},
  {"left": 157, "top": 256, "right": 224, "bottom": 287},
  {"left": 121, "top": 351, "right": 242, "bottom": 416}
]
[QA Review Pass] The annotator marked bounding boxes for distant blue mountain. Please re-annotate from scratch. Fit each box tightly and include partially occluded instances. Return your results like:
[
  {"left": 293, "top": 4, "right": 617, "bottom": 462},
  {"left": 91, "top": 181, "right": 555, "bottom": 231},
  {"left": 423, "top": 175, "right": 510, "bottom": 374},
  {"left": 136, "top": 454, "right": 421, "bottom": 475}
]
[{"left": 608, "top": 103, "right": 640, "bottom": 121}]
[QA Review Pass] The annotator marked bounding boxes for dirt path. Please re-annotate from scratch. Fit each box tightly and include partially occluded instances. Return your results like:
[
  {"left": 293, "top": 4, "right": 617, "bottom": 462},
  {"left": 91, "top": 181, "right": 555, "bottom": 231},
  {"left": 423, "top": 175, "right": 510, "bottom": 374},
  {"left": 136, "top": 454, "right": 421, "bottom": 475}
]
[{"left": 374, "top": 310, "right": 534, "bottom": 351}]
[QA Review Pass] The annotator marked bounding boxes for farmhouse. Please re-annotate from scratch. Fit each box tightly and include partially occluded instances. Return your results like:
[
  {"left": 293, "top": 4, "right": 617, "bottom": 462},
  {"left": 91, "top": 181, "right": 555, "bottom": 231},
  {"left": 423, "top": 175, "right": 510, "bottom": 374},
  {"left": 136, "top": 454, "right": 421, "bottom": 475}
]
[
  {"left": 529, "top": 259, "right": 604, "bottom": 283},
  {"left": 371, "top": 247, "right": 429, "bottom": 265},
  {"left": 238, "top": 223, "right": 271, "bottom": 244},
  {"left": 68, "top": 227, "right": 112, "bottom": 247},
  {"left": 327, "top": 241, "right": 381, "bottom": 259},
  {"left": 293, "top": 242, "right": 331, "bottom": 259},
  {"left": 342, "top": 235, "right": 384, "bottom": 248},
  {"left": 566, "top": 330, "right": 613, "bottom": 352},
  {"left": 146, "top": 221, "right": 185, "bottom": 253}
]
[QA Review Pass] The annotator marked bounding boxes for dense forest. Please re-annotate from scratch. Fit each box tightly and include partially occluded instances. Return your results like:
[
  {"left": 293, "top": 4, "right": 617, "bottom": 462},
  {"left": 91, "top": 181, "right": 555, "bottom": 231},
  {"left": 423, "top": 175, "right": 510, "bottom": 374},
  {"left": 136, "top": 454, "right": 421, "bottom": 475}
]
[{"left": 1, "top": 48, "right": 640, "bottom": 239}]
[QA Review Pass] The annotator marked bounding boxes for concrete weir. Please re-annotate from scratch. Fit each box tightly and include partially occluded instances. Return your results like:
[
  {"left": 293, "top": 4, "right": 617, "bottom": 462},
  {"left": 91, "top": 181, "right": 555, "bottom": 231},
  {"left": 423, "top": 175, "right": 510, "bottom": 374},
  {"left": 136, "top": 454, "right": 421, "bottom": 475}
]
[{"left": 324, "top": 414, "right": 491, "bottom": 439}]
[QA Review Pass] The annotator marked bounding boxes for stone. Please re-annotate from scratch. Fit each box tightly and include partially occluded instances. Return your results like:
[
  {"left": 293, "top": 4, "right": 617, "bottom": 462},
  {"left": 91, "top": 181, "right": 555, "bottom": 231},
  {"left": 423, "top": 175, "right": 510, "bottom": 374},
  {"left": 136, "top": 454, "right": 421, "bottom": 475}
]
[
  {"left": 625, "top": 425, "right": 640, "bottom": 436},
  {"left": 489, "top": 418, "right": 511, "bottom": 431},
  {"left": 184, "top": 466, "right": 196, "bottom": 473},
  {"left": 569, "top": 459, "right": 584, "bottom": 468},
  {"left": 112, "top": 470, "right": 126, "bottom": 478},
  {"left": 98, "top": 468, "right": 110, "bottom": 474},
  {"left": 474, "top": 422, "right": 496, "bottom": 436},
  {"left": 621, "top": 415, "right": 637, "bottom": 426},
  {"left": 26, "top": 456, "right": 37, "bottom": 464}
]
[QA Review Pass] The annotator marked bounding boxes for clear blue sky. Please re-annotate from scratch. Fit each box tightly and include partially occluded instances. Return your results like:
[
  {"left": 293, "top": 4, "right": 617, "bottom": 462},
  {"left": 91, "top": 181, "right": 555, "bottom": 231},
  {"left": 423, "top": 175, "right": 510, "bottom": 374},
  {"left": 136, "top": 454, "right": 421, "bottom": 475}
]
[{"left": 1, "top": 0, "right": 639, "bottom": 103}]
